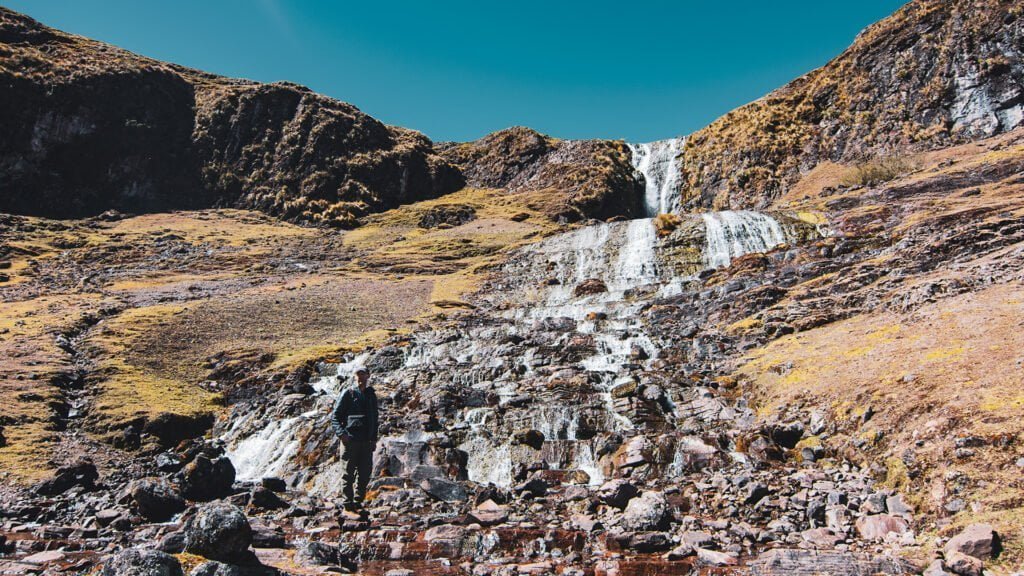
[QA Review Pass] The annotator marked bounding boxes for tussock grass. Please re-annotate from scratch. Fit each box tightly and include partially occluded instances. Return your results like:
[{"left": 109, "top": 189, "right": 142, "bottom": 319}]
[{"left": 839, "top": 156, "right": 918, "bottom": 187}]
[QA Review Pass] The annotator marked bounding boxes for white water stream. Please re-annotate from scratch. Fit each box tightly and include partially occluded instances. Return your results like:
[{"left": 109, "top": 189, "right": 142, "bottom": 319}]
[{"left": 628, "top": 137, "right": 686, "bottom": 216}]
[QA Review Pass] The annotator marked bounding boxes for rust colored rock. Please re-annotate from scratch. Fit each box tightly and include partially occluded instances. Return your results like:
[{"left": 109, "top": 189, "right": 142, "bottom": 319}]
[{"left": 574, "top": 278, "right": 609, "bottom": 297}]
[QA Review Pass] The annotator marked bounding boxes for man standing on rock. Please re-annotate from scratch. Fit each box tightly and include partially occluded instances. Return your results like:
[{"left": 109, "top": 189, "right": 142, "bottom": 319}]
[{"left": 331, "top": 366, "right": 379, "bottom": 512}]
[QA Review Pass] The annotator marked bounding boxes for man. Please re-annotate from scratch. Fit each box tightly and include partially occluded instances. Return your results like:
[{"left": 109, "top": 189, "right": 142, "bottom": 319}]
[{"left": 330, "top": 367, "right": 379, "bottom": 512}]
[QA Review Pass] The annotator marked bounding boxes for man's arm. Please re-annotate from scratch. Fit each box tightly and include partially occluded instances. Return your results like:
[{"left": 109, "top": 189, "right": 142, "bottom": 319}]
[
  {"left": 330, "top": 391, "right": 350, "bottom": 437},
  {"left": 369, "top": 390, "right": 379, "bottom": 444}
]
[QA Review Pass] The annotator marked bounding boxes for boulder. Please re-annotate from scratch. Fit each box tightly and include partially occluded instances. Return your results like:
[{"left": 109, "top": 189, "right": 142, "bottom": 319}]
[
  {"left": 128, "top": 478, "right": 186, "bottom": 522},
  {"left": 180, "top": 456, "right": 236, "bottom": 501},
  {"left": 696, "top": 548, "right": 738, "bottom": 566},
  {"left": 513, "top": 429, "right": 545, "bottom": 450},
  {"left": 294, "top": 541, "right": 339, "bottom": 567},
  {"left": 189, "top": 562, "right": 246, "bottom": 576},
  {"left": 854, "top": 514, "right": 909, "bottom": 541},
  {"left": 679, "top": 531, "right": 715, "bottom": 549},
  {"left": 260, "top": 477, "right": 287, "bottom": 493},
  {"left": 621, "top": 491, "right": 669, "bottom": 531},
  {"left": 945, "top": 523, "right": 998, "bottom": 560},
  {"left": 33, "top": 459, "right": 98, "bottom": 496},
  {"left": 626, "top": 531, "right": 673, "bottom": 553},
  {"left": 943, "top": 550, "right": 983, "bottom": 576},
  {"left": 598, "top": 479, "right": 639, "bottom": 509},
  {"left": 143, "top": 412, "right": 214, "bottom": 447},
  {"left": 424, "top": 524, "right": 467, "bottom": 558},
  {"left": 183, "top": 502, "right": 253, "bottom": 563},
  {"left": 574, "top": 278, "right": 608, "bottom": 297},
  {"left": 469, "top": 500, "right": 508, "bottom": 527},
  {"left": 248, "top": 487, "right": 288, "bottom": 511},
  {"left": 514, "top": 476, "right": 549, "bottom": 498},
  {"left": 102, "top": 548, "right": 184, "bottom": 576},
  {"left": 744, "top": 482, "right": 771, "bottom": 505},
  {"left": 158, "top": 531, "right": 186, "bottom": 554},
  {"left": 768, "top": 421, "right": 805, "bottom": 448},
  {"left": 250, "top": 524, "right": 286, "bottom": 549},
  {"left": 421, "top": 477, "right": 467, "bottom": 502}
]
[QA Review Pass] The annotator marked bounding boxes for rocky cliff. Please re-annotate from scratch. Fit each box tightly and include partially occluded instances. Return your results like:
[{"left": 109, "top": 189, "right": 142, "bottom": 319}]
[
  {"left": 0, "top": 8, "right": 463, "bottom": 226},
  {"left": 678, "top": 0, "right": 1024, "bottom": 209},
  {"left": 439, "top": 127, "right": 643, "bottom": 222}
]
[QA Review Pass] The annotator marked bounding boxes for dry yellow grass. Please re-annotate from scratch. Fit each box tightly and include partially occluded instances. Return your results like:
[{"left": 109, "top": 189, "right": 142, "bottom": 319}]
[{"left": 739, "top": 282, "right": 1024, "bottom": 569}]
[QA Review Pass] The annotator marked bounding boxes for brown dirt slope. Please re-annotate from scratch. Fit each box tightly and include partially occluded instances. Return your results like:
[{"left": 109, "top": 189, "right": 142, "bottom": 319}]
[{"left": 679, "top": 0, "right": 1024, "bottom": 210}]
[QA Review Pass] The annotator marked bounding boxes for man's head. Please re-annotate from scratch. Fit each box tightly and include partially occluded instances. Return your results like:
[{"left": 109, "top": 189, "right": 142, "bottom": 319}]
[{"left": 355, "top": 367, "right": 370, "bottom": 389}]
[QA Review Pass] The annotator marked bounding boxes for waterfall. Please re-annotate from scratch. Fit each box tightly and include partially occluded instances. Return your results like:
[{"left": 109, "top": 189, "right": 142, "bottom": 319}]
[
  {"left": 222, "top": 207, "right": 812, "bottom": 490},
  {"left": 701, "top": 210, "right": 788, "bottom": 269},
  {"left": 628, "top": 137, "right": 686, "bottom": 216},
  {"left": 227, "top": 411, "right": 316, "bottom": 482}
]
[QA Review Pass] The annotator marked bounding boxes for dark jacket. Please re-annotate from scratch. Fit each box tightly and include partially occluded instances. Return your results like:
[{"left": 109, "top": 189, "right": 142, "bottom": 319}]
[{"left": 331, "top": 385, "right": 379, "bottom": 443}]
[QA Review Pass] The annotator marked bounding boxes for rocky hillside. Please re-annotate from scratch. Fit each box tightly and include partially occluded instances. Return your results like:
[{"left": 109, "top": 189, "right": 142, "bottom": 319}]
[
  {"left": 679, "top": 0, "right": 1024, "bottom": 209},
  {"left": 439, "top": 127, "right": 643, "bottom": 222},
  {"left": 0, "top": 8, "right": 463, "bottom": 227}
]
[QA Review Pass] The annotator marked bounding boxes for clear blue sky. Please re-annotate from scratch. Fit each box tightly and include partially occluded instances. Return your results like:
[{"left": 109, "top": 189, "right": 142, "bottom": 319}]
[{"left": 3, "top": 0, "right": 907, "bottom": 142}]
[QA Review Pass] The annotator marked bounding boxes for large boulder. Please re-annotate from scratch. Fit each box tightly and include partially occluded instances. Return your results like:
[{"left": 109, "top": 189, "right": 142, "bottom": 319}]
[
  {"left": 183, "top": 502, "right": 253, "bottom": 563},
  {"left": 128, "top": 478, "right": 186, "bottom": 522},
  {"left": 621, "top": 491, "right": 669, "bottom": 531},
  {"left": 854, "top": 514, "right": 909, "bottom": 541},
  {"left": 102, "top": 548, "right": 184, "bottom": 576},
  {"left": 143, "top": 412, "right": 214, "bottom": 447},
  {"left": 597, "top": 479, "right": 638, "bottom": 509},
  {"left": 179, "top": 456, "right": 236, "bottom": 501},
  {"left": 945, "top": 523, "right": 999, "bottom": 560},
  {"left": 33, "top": 459, "right": 98, "bottom": 495}
]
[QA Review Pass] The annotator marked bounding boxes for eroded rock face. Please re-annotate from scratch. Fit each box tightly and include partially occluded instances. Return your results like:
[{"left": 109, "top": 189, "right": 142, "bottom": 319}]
[
  {"left": 439, "top": 127, "right": 644, "bottom": 222},
  {"left": 0, "top": 8, "right": 462, "bottom": 225},
  {"left": 679, "top": 0, "right": 1024, "bottom": 209}
]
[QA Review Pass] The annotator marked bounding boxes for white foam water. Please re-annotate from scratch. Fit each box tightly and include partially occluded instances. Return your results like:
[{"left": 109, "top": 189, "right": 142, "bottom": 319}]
[
  {"left": 701, "top": 210, "right": 788, "bottom": 269},
  {"left": 628, "top": 137, "right": 686, "bottom": 216}
]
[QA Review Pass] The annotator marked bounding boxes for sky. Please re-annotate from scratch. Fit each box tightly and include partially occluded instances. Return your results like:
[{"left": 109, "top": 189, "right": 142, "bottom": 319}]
[{"left": 3, "top": 0, "right": 908, "bottom": 142}]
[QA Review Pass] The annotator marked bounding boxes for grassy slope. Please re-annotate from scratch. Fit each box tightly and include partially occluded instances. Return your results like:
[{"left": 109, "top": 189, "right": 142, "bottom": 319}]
[{"left": 0, "top": 187, "right": 559, "bottom": 483}]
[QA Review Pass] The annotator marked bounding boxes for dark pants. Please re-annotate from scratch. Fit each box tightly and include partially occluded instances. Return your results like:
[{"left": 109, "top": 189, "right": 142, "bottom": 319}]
[{"left": 341, "top": 439, "right": 374, "bottom": 507}]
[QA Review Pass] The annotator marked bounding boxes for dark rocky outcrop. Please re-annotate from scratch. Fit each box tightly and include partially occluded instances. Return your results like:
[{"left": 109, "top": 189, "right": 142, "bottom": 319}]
[
  {"left": 0, "top": 8, "right": 462, "bottom": 226},
  {"left": 439, "top": 127, "right": 643, "bottom": 222}
]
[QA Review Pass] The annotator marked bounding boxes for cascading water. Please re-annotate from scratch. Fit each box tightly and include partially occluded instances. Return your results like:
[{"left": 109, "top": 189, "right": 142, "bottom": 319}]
[
  {"left": 628, "top": 137, "right": 686, "bottom": 217},
  {"left": 224, "top": 200, "right": 813, "bottom": 491},
  {"left": 701, "top": 210, "right": 788, "bottom": 269}
]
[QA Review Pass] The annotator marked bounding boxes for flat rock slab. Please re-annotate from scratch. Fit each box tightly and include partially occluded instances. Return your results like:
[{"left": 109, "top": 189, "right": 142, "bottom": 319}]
[
  {"left": 749, "top": 549, "right": 916, "bottom": 575},
  {"left": 21, "top": 550, "right": 66, "bottom": 565}
]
